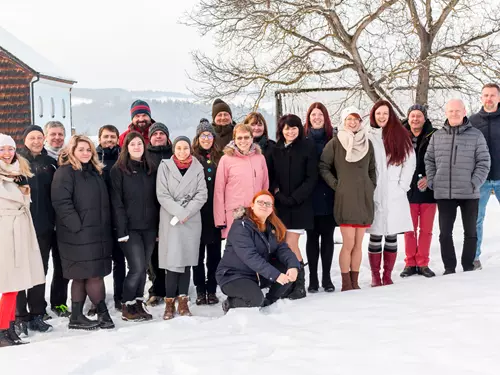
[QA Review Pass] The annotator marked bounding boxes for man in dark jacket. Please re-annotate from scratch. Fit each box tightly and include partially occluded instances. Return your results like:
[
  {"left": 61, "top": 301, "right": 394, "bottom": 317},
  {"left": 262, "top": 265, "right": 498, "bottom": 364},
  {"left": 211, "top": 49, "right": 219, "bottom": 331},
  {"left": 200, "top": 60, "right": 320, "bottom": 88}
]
[
  {"left": 425, "top": 99, "right": 490, "bottom": 274},
  {"left": 16, "top": 126, "right": 60, "bottom": 334},
  {"left": 212, "top": 98, "right": 235, "bottom": 150},
  {"left": 470, "top": 83, "right": 500, "bottom": 270},
  {"left": 146, "top": 122, "right": 172, "bottom": 168},
  {"left": 401, "top": 105, "right": 437, "bottom": 278},
  {"left": 95, "top": 125, "right": 124, "bottom": 311},
  {"left": 145, "top": 122, "right": 172, "bottom": 306}
]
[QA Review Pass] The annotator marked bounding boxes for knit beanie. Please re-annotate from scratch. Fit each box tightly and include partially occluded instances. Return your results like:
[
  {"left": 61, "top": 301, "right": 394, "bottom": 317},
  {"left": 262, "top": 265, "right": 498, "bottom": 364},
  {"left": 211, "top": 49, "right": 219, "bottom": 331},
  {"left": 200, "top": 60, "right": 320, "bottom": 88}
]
[
  {"left": 341, "top": 106, "right": 362, "bottom": 124},
  {"left": 148, "top": 122, "right": 170, "bottom": 140},
  {"left": 196, "top": 118, "right": 216, "bottom": 137},
  {"left": 0, "top": 133, "right": 16, "bottom": 150},
  {"left": 173, "top": 136, "right": 191, "bottom": 149},
  {"left": 22, "top": 125, "right": 44, "bottom": 140},
  {"left": 407, "top": 104, "right": 428, "bottom": 119},
  {"left": 212, "top": 99, "right": 232, "bottom": 121},
  {"left": 130, "top": 100, "right": 151, "bottom": 120}
]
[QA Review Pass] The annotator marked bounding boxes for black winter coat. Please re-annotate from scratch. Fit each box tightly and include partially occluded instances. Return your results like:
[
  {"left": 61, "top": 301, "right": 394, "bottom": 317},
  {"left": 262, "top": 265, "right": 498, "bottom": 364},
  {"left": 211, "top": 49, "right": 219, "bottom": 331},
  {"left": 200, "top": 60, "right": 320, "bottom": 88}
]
[
  {"left": 147, "top": 144, "right": 173, "bottom": 168},
  {"left": 195, "top": 149, "right": 222, "bottom": 244},
  {"left": 470, "top": 105, "right": 500, "bottom": 180},
  {"left": 96, "top": 145, "right": 120, "bottom": 188},
  {"left": 268, "top": 138, "right": 318, "bottom": 230},
  {"left": 216, "top": 213, "right": 300, "bottom": 287},
  {"left": 110, "top": 160, "right": 159, "bottom": 238},
  {"left": 254, "top": 135, "right": 276, "bottom": 182},
  {"left": 19, "top": 148, "right": 57, "bottom": 236},
  {"left": 51, "top": 163, "right": 113, "bottom": 280},
  {"left": 404, "top": 119, "right": 437, "bottom": 204},
  {"left": 306, "top": 128, "right": 335, "bottom": 217}
]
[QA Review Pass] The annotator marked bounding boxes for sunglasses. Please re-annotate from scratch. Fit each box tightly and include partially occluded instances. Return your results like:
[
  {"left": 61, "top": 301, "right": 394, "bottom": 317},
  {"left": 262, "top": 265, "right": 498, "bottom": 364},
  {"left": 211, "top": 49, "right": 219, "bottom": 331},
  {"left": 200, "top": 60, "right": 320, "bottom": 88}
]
[
  {"left": 255, "top": 200, "right": 273, "bottom": 208},
  {"left": 200, "top": 134, "right": 214, "bottom": 140},
  {"left": 236, "top": 135, "right": 252, "bottom": 141}
]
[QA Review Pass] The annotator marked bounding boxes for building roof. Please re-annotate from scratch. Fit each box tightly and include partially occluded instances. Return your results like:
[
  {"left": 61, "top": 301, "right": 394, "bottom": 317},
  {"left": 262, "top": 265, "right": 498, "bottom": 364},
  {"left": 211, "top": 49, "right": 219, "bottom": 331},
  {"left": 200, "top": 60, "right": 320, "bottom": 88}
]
[{"left": 0, "top": 26, "right": 76, "bottom": 83}]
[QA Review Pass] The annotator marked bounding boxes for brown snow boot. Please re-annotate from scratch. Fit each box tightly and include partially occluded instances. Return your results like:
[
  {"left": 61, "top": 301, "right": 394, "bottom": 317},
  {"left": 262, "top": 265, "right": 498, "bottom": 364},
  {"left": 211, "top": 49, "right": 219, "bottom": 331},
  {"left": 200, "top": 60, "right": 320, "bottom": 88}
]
[
  {"left": 163, "top": 298, "right": 176, "bottom": 320},
  {"left": 177, "top": 296, "right": 192, "bottom": 317},
  {"left": 341, "top": 272, "right": 353, "bottom": 292},
  {"left": 350, "top": 271, "right": 361, "bottom": 289}
]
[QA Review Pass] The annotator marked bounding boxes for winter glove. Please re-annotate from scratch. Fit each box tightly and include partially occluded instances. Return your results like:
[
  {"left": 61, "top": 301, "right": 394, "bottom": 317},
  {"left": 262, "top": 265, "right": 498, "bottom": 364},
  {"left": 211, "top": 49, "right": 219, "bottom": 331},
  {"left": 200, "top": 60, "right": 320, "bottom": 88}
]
[{"left": 275, "top": 192, "right": 296, "bottom": 207}]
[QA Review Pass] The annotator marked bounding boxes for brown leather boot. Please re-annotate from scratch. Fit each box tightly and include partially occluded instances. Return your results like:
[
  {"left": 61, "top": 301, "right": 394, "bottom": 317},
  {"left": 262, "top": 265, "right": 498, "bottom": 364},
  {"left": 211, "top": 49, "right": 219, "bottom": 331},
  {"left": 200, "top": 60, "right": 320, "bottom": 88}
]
[
  {"left": 341, "top": 272, "right": 353, "bottom": 292},
  {"left": 177, "top": 296, "right": 192, "bottom": 317},
  {"left": 163, "top": 298, "right": 176, "bottom": 320},
  {"left": 350, "top": 271, "right": 361, "bottom": 289}
]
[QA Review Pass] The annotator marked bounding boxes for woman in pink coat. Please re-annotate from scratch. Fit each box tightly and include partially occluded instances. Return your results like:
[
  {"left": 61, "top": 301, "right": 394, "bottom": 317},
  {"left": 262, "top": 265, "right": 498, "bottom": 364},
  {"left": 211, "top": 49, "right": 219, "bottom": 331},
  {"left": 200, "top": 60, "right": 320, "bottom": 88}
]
[{"left": 214, "top": 123, "right": 269, "bottom": 238}]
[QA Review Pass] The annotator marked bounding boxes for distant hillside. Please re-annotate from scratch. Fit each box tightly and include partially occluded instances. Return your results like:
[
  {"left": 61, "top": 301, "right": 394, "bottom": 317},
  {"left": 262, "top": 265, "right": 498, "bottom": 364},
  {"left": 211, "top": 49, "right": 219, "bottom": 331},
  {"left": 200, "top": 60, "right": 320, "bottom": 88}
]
[{"left": 71, "top": 88, "right": 276, "bottom": 140}]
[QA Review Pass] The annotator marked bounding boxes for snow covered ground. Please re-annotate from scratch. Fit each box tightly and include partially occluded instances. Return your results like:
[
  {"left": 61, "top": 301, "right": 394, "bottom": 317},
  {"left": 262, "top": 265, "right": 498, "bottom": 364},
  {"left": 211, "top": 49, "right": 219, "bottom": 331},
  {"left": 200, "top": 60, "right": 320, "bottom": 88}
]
[{"left": 2, "top": 204, "right": 500, "bottom": 374}]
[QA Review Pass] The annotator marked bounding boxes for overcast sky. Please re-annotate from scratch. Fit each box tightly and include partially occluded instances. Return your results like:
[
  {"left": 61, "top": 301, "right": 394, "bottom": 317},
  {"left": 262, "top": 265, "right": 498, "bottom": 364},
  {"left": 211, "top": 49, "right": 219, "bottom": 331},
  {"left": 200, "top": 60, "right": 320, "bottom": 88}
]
[{"left": 0, "top": 0, "right": 210, "bottom": 92}]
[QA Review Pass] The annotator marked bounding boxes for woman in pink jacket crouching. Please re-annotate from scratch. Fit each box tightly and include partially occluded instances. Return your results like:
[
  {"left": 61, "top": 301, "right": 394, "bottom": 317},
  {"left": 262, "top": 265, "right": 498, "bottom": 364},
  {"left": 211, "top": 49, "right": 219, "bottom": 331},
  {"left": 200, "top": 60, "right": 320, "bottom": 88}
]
[{"left": 214, "top": 123, "right": 269, "bottom": 238}]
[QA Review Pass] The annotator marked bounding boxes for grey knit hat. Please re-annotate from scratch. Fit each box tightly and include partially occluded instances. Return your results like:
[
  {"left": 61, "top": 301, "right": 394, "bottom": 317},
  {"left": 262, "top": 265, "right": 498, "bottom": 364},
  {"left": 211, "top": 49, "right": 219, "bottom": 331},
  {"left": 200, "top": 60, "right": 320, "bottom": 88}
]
[
  {"left": 407, "top": 104, "right": 428, "bottom": 119},
  {"left": 173, "top": 136, "right": 191, "bottom": 149},
  {"left": 148, "top": 122, "right": 170, "bottom": 140},
  {"left": 196, "top": 118, "right": 216, "bottom": 137}
]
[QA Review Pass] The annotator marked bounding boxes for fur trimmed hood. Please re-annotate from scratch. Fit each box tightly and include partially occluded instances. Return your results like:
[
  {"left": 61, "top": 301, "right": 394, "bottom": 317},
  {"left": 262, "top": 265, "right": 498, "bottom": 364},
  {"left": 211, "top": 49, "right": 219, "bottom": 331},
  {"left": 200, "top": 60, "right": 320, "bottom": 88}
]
[{"left": 223, "top": 141, "right": 262, "bottom": 157}]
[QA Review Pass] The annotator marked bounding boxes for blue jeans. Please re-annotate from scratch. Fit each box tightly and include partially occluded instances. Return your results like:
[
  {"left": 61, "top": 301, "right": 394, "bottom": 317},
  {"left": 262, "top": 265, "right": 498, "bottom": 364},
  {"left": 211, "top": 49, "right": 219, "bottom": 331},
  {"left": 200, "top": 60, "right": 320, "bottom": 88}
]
[{"left": 476, "top": 180, "right": 500, "bottom": 259}]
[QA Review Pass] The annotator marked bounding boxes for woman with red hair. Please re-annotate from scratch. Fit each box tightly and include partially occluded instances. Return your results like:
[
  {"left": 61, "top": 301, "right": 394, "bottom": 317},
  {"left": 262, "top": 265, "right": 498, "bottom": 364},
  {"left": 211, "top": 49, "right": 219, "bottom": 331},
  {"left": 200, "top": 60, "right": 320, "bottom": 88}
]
[
  {"left": 367, "top": 101, "right": 416, "bottom": 287},
  {"left": 304, "top": 102, "right": 337, "bottom": 293},
  {"left": 216, "top": 191, "right": 300, "bottom": 312}
]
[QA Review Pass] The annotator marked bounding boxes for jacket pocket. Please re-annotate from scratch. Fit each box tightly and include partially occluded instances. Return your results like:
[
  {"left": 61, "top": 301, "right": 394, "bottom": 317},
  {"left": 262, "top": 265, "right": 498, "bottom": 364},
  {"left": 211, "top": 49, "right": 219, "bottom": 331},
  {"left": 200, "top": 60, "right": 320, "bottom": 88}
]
[{"left": 453, "top": 145, "right": 458, "bottom": 165}]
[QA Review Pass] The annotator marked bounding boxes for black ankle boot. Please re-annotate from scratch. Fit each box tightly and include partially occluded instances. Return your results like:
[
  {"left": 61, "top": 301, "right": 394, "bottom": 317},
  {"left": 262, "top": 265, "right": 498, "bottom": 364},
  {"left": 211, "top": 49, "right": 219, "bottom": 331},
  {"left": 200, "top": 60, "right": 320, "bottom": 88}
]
[
  {"left": 288, "top": 262, "right": 307, "bottom": 300},
  {"left": 96, "top": 301, "right": 115, "bottom": 329},
  {"left": 69, "top": 301, "right": 100, "bottom": 331}
]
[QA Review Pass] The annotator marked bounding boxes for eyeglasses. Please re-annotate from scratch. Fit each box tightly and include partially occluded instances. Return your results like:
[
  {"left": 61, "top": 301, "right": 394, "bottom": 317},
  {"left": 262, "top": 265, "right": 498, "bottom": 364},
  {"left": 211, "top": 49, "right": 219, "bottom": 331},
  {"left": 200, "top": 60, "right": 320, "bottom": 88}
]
[
  {"left": 236, "top": 136, "right": 251, "bottom": 141},
  {"left": 200, "top": 134, "right": 214, "bottom": 140},
  {"left": 255, "top": 200, "right": 273, "bottom": 208}
]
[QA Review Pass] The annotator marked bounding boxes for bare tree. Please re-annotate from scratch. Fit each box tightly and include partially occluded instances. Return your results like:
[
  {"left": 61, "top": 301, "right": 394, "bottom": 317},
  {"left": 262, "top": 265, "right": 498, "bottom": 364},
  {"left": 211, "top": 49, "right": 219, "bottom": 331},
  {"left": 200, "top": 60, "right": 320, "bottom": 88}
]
[{"left": 185, "top": 0, "right": 500, "bottom": 115}]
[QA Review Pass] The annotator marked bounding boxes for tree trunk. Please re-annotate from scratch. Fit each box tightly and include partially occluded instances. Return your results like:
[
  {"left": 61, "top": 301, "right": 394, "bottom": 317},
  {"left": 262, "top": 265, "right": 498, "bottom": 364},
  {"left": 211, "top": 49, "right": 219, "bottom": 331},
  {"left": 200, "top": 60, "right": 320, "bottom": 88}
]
[{"left": 416, "top": 39, "right": 432, "bottom": 105}]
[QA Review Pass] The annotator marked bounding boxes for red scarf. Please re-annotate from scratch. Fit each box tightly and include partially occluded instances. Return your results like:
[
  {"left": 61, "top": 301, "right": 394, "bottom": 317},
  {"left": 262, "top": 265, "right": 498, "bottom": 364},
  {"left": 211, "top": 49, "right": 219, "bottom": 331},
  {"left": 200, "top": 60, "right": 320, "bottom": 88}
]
[{"left": 172, "top": 154, "right": 193, "bottom": 169}]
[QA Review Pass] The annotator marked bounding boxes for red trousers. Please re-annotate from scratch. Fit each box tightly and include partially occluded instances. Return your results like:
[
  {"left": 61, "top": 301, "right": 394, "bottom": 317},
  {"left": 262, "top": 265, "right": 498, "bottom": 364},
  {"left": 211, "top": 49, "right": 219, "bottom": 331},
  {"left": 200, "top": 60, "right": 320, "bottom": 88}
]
[
  {"left": 0, "top": 292, "right": 18, "bottom": 329},
  {"left": 404, "top": 203, "right": 437, "bottom": 267}
]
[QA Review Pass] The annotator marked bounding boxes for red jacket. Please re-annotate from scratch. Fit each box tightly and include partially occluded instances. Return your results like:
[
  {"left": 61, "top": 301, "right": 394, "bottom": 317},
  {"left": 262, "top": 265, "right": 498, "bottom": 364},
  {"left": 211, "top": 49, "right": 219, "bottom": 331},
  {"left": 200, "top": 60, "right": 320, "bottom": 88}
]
[{"left": 118, "top": 120, "right": 155, "bottom": 147}]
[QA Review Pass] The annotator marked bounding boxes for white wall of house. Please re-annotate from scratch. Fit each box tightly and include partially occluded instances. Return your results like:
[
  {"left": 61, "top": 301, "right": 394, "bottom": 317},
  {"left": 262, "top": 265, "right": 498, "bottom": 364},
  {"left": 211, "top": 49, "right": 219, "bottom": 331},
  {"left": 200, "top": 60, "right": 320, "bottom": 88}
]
[{"left": 31, "top": 77, "right": 73, "bottom": 141}]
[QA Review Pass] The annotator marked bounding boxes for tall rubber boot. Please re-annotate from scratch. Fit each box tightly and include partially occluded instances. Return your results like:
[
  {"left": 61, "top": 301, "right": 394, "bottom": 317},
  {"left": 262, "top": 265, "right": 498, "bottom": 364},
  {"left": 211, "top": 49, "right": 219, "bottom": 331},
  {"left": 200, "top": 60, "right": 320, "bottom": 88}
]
[
  {"left": 368, "top": 252, "right": 382, "bottom": 287},
  {"left": 382, "top": 251, "right": 397, "bottom": 285}
]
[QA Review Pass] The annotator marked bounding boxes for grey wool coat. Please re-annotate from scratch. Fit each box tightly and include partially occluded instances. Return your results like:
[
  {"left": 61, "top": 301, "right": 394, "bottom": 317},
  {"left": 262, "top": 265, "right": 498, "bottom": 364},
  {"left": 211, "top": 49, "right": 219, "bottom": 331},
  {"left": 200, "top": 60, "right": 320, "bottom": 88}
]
[
  {"left": 156, "top": 158, "right": 208, "bottom": 272},
  {"left": 424, "top": 118, "right": 491, "bottom": 200}
]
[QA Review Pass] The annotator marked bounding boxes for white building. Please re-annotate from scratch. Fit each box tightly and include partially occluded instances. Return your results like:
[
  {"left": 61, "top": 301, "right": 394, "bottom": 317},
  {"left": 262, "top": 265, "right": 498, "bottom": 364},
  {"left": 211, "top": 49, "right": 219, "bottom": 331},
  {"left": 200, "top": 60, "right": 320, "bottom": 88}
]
[{"left": 0, "top": 26, "right": 76, "bottom": 141}]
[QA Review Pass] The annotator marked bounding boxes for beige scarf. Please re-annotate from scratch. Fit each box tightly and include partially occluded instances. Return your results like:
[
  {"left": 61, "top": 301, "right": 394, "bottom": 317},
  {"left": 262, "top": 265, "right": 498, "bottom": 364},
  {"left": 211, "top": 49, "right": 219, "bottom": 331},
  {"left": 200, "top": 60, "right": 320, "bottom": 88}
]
[{"left": 337, "top": 126, "right": 369, "bottom": 162}]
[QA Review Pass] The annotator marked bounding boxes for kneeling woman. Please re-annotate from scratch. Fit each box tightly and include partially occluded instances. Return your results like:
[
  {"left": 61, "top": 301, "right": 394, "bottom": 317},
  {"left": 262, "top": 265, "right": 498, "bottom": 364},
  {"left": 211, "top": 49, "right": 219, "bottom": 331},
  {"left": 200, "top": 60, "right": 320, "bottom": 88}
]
[
  {"left": 216, "top": 191, "right": 300, "bottom": 311},
  {"left": 156, "top": 136, "right": 208, "bottom": 320}
]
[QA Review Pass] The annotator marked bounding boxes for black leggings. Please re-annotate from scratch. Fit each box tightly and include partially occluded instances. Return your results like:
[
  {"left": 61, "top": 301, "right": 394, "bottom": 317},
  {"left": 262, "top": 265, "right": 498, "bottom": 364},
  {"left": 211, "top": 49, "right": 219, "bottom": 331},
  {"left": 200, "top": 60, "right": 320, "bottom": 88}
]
[
  {"left": 306, "top": 215, "right": 335, "bottom": 284},
  {"left": 121, "top": 230, "right": 156, "bottom": 303},
  {"left": 71, "top": 278, "right": 105, "bottom": 305},
  {"left": 165, "top": 267, "right": 191, "bottom": 298},
  {"left": 368, "top": 234, "right": 398, "bottom": 253},
  {"left": 193, "top": 241, "right": 222, "bottom": 295}
]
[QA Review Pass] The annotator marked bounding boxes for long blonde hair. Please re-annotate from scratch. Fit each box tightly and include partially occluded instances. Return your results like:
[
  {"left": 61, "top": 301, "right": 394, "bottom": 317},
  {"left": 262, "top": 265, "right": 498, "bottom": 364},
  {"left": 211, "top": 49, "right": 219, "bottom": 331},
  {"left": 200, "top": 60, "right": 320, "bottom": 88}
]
[{"left": 58, "top": 135, "right": 104, "bottom": 174}]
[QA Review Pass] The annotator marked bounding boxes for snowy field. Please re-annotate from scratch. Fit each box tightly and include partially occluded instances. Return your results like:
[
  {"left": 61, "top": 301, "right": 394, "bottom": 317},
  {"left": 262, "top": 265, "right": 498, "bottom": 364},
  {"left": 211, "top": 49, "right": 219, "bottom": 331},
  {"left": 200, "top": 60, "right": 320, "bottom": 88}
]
[{"left": 1, "top": 203, "right": 500, "bottom": 374}]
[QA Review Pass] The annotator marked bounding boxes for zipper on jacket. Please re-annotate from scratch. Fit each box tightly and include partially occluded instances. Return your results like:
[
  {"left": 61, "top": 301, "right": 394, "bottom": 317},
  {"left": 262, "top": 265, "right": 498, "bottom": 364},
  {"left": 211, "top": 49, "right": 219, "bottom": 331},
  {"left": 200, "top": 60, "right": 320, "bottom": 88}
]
[{"left": 449, "top": 129, "right": 456, "bottom": 199}]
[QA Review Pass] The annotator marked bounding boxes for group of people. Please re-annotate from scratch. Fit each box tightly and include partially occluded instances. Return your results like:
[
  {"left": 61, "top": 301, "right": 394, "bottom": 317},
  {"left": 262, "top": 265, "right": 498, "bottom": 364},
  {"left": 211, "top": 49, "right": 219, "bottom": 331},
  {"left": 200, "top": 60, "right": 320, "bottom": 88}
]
[{"left": 1, "top": 83, "right": 499, "bottom": 347}]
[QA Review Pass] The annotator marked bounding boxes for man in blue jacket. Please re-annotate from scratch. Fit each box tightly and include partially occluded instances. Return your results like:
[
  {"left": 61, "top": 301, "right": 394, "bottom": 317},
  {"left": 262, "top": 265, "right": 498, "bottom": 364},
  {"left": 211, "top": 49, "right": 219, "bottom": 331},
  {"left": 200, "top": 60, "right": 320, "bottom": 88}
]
[{"left": 470, "top": 83, "right": 500, "bottom": 270}]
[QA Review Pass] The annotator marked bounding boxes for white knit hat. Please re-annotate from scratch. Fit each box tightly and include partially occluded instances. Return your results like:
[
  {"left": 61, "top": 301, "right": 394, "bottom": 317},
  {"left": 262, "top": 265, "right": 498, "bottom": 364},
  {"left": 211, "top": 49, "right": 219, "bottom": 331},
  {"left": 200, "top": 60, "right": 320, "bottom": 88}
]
[
  {"left": 340, "top": 106, "right": 362, "bottom": 124},
  {"left": 0, "top": 133, "right": 16, "bottom": 150}
]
